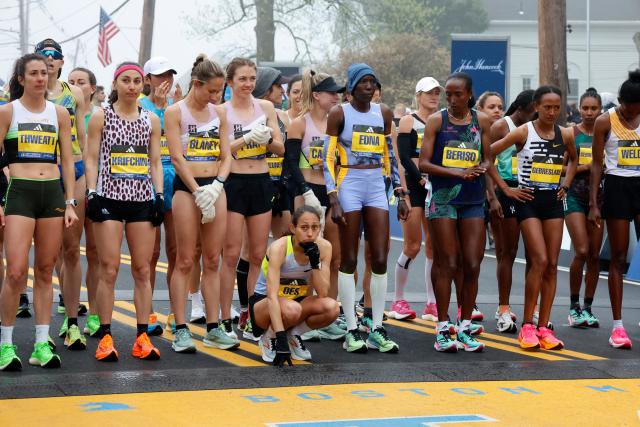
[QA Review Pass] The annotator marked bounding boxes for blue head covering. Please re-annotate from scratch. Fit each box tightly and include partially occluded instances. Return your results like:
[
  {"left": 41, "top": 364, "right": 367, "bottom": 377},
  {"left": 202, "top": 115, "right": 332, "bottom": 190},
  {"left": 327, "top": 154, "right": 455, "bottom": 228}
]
[{"left": 347, "top": 63, "right": 378, "bottom": 94}]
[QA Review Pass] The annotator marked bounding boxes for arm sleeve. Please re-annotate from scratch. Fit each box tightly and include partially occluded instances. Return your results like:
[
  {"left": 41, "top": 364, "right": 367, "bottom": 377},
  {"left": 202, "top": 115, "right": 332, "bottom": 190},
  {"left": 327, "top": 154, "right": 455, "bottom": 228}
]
[
  {"left": 384, "top": 135, "right": 401, "bottom": 189},
  {"left": 284, "top": 137, "right": 308, "bottom": 195},
  {"left": 323, "top": 135, "right": 338, "bottom": 194},
  {"left": 397, "top": 132, "right": 422, "bottom": 183}
]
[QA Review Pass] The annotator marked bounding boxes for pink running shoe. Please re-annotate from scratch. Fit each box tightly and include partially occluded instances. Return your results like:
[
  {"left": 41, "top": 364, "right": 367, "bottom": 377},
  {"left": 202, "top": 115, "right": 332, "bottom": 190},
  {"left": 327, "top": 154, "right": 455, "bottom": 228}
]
[
  {"left": 609, "top": 327, "right": 632, "bottom": 349},
  {"left": 518, "top": 323, "right": 540, "bottom": 350},
  {"left": 388, "top": 300, "right": 416, "bottom": 320},
  {"left": 421, "top": 303, "right": 438, "bottom": 321},
  {"left": 456, "top": 306, "right": 484, "bottom": 322},
  {"left": 536, "top": 326, "right": 564, "bottom": 350}
]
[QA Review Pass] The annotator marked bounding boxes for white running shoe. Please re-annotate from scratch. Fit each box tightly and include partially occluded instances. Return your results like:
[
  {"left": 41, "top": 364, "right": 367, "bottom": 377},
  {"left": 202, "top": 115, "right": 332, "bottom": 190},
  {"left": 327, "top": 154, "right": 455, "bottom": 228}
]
[
  {"left": 288, "top": 333, "right": 312, "bottom": 360},
  {"left": 258, "top": 334, "right": 276, "bottom": 363},
  {"left": 496, "top": 311, "right": 517, "bottom": 333}
]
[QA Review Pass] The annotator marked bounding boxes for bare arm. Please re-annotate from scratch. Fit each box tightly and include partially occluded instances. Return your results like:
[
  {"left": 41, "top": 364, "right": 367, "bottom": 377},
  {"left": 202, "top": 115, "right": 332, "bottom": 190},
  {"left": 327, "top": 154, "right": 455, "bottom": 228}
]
[
  {"left": 266, "top": 239, "right": 287, "bottom": 333},
  {"left": 588, "top": 113, "right": 610, "bottom": 227},
  {"left": 84, "top": 108, "right": 104, "bottom": 191},
  {"left": 70, "top": 84, "right": 87, "bottom": 152},
  {"left": 57, "top": 105, "right": 75, "bottom": 199}
]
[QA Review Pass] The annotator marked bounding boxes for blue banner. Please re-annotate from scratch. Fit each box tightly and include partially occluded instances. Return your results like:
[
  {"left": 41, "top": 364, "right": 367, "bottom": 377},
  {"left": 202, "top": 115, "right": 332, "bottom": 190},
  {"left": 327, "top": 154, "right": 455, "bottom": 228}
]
[{"left": 451, "top": 37, "right": 509, "bottom": 103}]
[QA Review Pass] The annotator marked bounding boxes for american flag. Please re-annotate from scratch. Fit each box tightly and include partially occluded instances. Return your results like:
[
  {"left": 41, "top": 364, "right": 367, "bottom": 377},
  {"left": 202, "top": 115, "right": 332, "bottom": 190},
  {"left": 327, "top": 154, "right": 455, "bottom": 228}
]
[{"left": 97, "top": 7, "right": 119, "bottom": 67}]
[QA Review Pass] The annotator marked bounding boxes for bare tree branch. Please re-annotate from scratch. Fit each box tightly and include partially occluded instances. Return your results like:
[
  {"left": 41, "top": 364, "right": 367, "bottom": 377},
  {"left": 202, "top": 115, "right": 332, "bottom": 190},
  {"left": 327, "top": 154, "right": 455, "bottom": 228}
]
[{"left": 274, "top": 19, "right": 313, "bottom": 63}]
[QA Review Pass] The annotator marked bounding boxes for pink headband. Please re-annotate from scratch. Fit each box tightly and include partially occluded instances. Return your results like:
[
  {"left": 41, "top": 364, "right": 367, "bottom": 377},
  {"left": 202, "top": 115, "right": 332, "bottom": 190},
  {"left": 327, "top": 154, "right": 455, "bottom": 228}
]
[{"left": 113, "top": 64, "right": 144, "bottom": 80}]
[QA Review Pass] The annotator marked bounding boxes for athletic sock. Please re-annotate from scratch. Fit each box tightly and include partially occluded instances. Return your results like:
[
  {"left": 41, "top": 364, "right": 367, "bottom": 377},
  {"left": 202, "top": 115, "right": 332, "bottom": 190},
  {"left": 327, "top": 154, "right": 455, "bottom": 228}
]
[
  {"left": 459, "top": 319, "right": 471, "bottom": 333},
  {"left": 100, "top": 324, "right": 111, "bottom": 336},
  {"left": 394, "top": 252, "right": 412, "bottom": 301},
  {"left": 206, "top": 322, "right": 219, "bottom": 332},
  {"left": 190, "top": 291, "right": 203, "bottom": 312},
  {"left": 0, "top": 326, "right": 14, "bottom": 345},
  {"left": 175, "top": 323, "right": 187, "bottom": 331},
  {"left": 290, "top": 322, "right": 311, "bottom": 336},
  {"left": 370, "top": 272, "right": 387, "bottom": 330},
  {"left": 584, "top": 297, "right": 593, "bottom": 309},
  {"left": 363, "top": 307, "right": 373, "bottom": 319},
  {"left": 236, "top": 258, "right": 250, "bottom": 308},
  {"left": 136, "top": 324, "right": 147, "bottom": 337},
  {"left": 338, "top": 271, "right": 357, "bottom": 331},
  {"left": 425, "top": 257, "right": 436, "bottom": 305},
  {"left": 35, "top": 325, "right": 49, "bottom": 343},
  {"left": 612, "top": 319, "right": 623, "bottom": 329},
  {"left": 570, "top": 294, "right": 580, "bottom": 309},
  {"left": 68, "top": 317, "right": 78, "bottom": 328}
]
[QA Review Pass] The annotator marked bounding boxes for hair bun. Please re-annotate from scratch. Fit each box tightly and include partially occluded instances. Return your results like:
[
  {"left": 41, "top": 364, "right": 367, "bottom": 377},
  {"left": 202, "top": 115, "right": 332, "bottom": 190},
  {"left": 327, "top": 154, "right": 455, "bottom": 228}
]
[
  {"left": 586, "top": 87, "right": 598, "bottom": 93},
  {"left": 629, "top": 69, "right": 640, "bottom": 83},
  {"left": 193, "top": 54, "right": 207, "bottom": 68}
]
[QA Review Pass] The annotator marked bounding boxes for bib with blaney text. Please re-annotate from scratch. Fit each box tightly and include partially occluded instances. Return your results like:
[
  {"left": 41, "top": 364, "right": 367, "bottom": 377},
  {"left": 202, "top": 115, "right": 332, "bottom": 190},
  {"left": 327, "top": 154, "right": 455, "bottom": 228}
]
[
  {"left": 617, "top": 140, "right": 640, "bottom": 170},
  {"left": 351, "top": 125, "right": 384, "bottom": 158},
  {"left": 268, "top": 155, "right": 283, "bottom": 179},
  {"left": 308, "top": 138, "right": 324, "bottom": 168},
  {"left": 186, "top": 132, "right": 220, "bottom": 162},
  {"left": 17, "top": 122, "right": 57, "bottom": 161},
  {"left": 110, "top": 145, "right": 150, "bottom": 180},
  {"left": 530, "top": 155, "right": 562, "bottom": 188},
  {"left": 278, "top": 278, "right": 309, "bottom": 300},
  {"left": 442, "top": 140, "right": 480, "bottom": 169}
]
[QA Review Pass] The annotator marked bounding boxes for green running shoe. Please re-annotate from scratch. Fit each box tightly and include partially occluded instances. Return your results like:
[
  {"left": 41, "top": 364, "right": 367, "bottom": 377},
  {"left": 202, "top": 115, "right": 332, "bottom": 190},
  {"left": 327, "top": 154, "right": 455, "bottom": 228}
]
[
  {"left": 434, "top": 329, "right": 457, "bottom": 352},
  {"left": 318, "top": 322, "right": 347, "bottom": 341},
  {"left": 0, "top": 344, "right": 22, "bottom": 371},
  {"left": 568, "top": 307, "right": 588, "bottom": 328},
  {"left": 203, "top": 326, "right": 241, "bottom": 350},
  {"left": 358, "top": 315, "right": 373, "bottom": 333},
  {"left": 242, "top": 319, "right": 259, "bottom": 342},
  {"left": 48, "top": 336, "right": 56, "bottom": 351},
  {"left": 301, "top": 329, "right": 321, "bottom": 342},
  {"left": 29, "top": 342, "right": 61, "bottom": 368},
  {"left": 583, "top": 307, "right": 600, "bottom": 328},
  {"left": 83, "top": 314, "right": 101, "bottom": 337},
  {"left": 64, "top": 324, "right": 87, "bottom": 350},
  {"left": 172, "top": 328, "right": 196, "bottom": 354},
  {"left": 366, "top": 326, "right": 399, "bottom": 353},
  {"left": 456, "top": 329, "right": 485, "bottom": 352},
  {"left": 342, "top": 330, "right": 367, "bottom": 353},
  {"left": 58, "top": 316, "right": 68, "bottom": 338}
]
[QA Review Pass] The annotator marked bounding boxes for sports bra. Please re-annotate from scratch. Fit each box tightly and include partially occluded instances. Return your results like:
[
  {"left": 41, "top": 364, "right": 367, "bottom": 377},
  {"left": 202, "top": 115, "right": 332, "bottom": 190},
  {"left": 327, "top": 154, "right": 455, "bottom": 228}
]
[{"left": 4, "top": 100, "right": 59, "bottom": 165}]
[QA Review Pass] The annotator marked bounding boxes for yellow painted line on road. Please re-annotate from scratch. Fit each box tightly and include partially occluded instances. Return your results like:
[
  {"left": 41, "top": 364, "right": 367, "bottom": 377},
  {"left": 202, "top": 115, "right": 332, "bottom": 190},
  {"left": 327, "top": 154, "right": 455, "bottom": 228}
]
[
  {"left": 79, "top": 248, "right": 168, "bottom": 274},
  {"left": 79, "top": 245, "right": 169, "bottom": 269},
  {"left": 409, "top": 317, "right": 607, "bottom": 361},
  {"left": 3, "top": 379, "right": 639, "bottom": 426},
  {"left": 384, "top": 318, "right": 570, "bottom": 361}
]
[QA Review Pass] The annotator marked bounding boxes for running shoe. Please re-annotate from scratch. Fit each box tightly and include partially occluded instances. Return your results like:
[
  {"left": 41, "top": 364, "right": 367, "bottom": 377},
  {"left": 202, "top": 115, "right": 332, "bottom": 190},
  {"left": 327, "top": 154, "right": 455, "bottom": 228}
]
[
  {"left": 238, "top": 310, "right": 249, "bottom": 332},
  {"left": 609, "top": 327, "right": 632, "bottom": 349},
  {"left": 16, "top": 294, "right": 31, "bottom": 318},
  {"left": 190, "top": 305, "right": 206, "bottom": 324},
  {"left": 317, "top": 322, "right": 347, "bottom": 340},
  {"left": 568, "top": 307, "right": 589, "bottom": 328},
  {"left": 78, "top": 304, "right": 88, "bottom": 316},
  {"left": 355, "top": 296, "right": 365, "bottom": 316},
  {"left": 537, "top": 326, "right": 564, "bottom": 350},
  {"left": 342, "top": 330, "right": 368, "bottom": 353},
  {"left": 583, "top": 307, "right": 599, "bottom": 328},
  {"left": 434, "top": 329, "right": 457, "bottom": 353},
  {"left": 496, "top": 312, "right": 518, "bottom": 333},
  {"left": 258, "top": 334, "right": 276, "bottom": 363},
  {"left": 230, "top": 305, "right": 240, "bottom": 323},
  {"left": 64, "top": 324, "right": 86, "bottom": 350},
  {"left": 95, "top": 334, "right": 119, "bottom": 362},
  {"left": 494, "top": 308, "right": 517, "bottom": 322},
  {"left": 366, "top": 326, "right": 399, "bottom": 353},
  {"left": 58, "top": 316, "right": 68, "bottom": 338},
  {"left": 518, "top": 323, "right": 540, "bottom": 350},
  {"left": 388, "top": 300, "right": 416, "bottom": 320},
  {"left": 301, "top": 329, "right": 322, "bottom": 342},
  {"left": 358, "top": 315, "right": 373, "bottom": 333},
  {"left": 84, "top": 314, "right": 101, "bottom": 337},
  {"left": 172, "top": 328, "right": 196, "bottom": 353},
  {"left": 335, "top": 313, "right": 347, "bottom": 330},
  {"left": 165, "top": 313, "right": 177, "bottom": 334},
  {"left": 48, "top": 336, "right": 56, "bottom": 351},
  {"left": 0, "top": 344, "right": 22, "bottom": 371},
  {"left": 288, "top": 333, "right": 312, "bottom": 360},
  {"left": 472, "top": 305, "right": 484, "bottom": 322},
  {"left": 455, "top": 321, "right": 484, "bottom": 336},
  {"left": 242, "top": 320, "right": 260, "bottom": 341},
  {"left": 132, "top": 333, "right": 160, "bottom": 360},
  {"left": 456, "top": 328, "right": 485, "bottom": 352},
  {"left": 147, "top": 313, "right": 163, "bottom": 336},
  {"left": 29, "top": 342, "right": 61, "bottom": 368},
  {"left": 532, "top": 311, "right": 554, "bottom": 330},
  {"left": 57, "top": 294, "right": 65, "bottom": 314},
  {"left": 221, "top": 319, "right": 238, "bottom": 340},
  {"left": 421, "top": 303, "right": 438, "bottom": 321},
  {"left": 203, "top": 326, "right": 241, "bottom": 350}
]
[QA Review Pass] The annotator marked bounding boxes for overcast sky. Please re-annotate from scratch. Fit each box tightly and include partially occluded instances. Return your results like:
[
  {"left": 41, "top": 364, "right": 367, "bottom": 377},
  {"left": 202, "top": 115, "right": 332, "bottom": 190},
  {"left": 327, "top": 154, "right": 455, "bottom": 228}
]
[{"left": 0, "top": 0, "right": 321, "bottom": 89}]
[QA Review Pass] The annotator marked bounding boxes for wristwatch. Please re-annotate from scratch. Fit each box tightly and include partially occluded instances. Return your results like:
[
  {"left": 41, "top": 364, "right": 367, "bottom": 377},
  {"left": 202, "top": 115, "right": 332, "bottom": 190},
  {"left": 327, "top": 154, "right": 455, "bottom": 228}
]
[{"left": 65, "top": 198, "right": 78, "bottom": 207}]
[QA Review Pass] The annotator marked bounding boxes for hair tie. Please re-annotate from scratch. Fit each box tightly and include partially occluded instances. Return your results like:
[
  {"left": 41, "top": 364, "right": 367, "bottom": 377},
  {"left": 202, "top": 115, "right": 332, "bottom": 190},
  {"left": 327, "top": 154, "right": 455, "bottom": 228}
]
[{"left": 114, "top": 64, "right": 144, "bottom": 80}]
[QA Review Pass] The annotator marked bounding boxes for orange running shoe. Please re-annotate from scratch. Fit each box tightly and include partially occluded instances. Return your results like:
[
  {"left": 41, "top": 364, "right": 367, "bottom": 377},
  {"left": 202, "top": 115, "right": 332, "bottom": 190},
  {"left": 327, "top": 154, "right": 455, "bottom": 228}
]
[
  {"left": 537, "top": 326, "right": 564, "bottom": 350},
  {"left": 132, "top": 333, "right": 160, "bottom": 360},
  {"left": 518, "top": 323, "right": 540, "bottom": 350},
  {"left": 95, "top": 334, "right": 119, "bottom": 362}
]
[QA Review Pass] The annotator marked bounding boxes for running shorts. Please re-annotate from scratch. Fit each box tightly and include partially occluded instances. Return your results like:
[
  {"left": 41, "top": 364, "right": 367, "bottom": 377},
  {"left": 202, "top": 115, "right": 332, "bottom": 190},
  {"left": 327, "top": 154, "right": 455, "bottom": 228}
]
[
  {"left": 406, "top": 174, "right": 428, "bottom": 210},
  {"left": 92, "top": 196, "right": 152, "bottom": 223},
  {"left": 496, "top": 180, "right": 518, "bottom": 219},
  {"left": 515, "top": 189, "right": 563, "bottom": 222},
  {"left": 5, "top": 178, "right": 65, "bottom": 219},
  {"left": 225, "top": 173, "right": 273, "bottom": 217},
  {"left": 337, "top": 168, "right": 388, "bottom": 213},
  {"left": 602, "top": 174, "right": 640, "bottom": 221}
]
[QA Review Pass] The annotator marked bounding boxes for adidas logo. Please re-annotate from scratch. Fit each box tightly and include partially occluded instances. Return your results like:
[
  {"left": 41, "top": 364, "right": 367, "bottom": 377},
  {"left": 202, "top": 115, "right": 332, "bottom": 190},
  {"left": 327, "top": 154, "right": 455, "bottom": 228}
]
[
  {"left": 632, "top": 141, "right": 638, "bottom": 147},
  {"left": 458, "top": 142, "right": 466, "bottom": 148},
  {"left": 366, "top": 127, "right": 374, "bottom": 133},
  {"left": 126, "top": 146, "right": 136, "bottom": 153},
  {"left": 33, "top": 124, "right": 43, "bottom": 132},
  {"left": 545, "top": 158, "right": 553, "bottom": 164}
]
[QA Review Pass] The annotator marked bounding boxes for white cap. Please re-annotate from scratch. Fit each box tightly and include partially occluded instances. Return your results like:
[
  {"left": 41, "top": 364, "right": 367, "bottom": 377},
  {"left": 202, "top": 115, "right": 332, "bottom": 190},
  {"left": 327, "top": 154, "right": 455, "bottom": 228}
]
[
  {"left": 143, "top": 57, "right": 177, "bottom": 76},
  {"left": 415, "top": 77, "right": 442, "bottom": 94}
]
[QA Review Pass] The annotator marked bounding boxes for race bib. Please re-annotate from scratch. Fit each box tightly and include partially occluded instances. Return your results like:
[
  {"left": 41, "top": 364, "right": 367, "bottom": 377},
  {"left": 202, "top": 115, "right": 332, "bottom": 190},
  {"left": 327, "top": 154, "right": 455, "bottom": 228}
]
[
  {"left": 617, "top": 140, "right": 640, "bottom": 170},
  {"left": 308, "top": 137, "right": 324, "bottom": 167},
  {"left": 351, "top": 125, "right": 384, "bottom": 158},
  {"left": 186, "top": 135, "right": 220, "bottom": 161},
  {"left": 159, "top": 133, "right": 170, "bottom": 161},
  {"left": 578, "top": 144, "right": 592, "bottom": 165},
  {"left": 530, "top": 155, "right": 562, "bottom": 188},
  {"left": 511, "top": 155, "right": 518, "bottom": 176},
  {"left": 110, "top": 145, "right": 149, "bottom": 180},
  {"left": 442, "top": 140, "right": 480, "bottom": 169},
  {"left": 68, "top": 109, "right": 78, "bottom": 145},
  {"left": 268, "top": 156, "right": 283, "bottom": 179},
  {"left": 17, "top": 122, "right": 57, "bottom": 161},
  {"left": 278, "top": 279, "right": 309, "bottom": 300},
  {"left": 415, "top": 132, "right": 423, "bottom": 155}
]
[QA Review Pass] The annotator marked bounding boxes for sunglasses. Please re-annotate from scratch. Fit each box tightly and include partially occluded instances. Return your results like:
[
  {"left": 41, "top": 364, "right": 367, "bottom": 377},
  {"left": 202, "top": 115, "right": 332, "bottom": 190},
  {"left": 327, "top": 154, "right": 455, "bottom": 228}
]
[{"left": 38, "top": 49, "right": 63, "bottom": 60}]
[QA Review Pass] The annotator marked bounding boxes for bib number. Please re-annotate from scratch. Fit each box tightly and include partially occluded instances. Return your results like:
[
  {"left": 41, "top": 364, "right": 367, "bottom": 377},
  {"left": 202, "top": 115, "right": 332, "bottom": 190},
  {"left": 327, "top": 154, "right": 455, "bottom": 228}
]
[
  {"left": 442, "top": 140, "right": 480, "bottom": 169},
  {"left": 578, "top": 144, "right": 593, "bottom": 166},
  {"left": 186, "top": 135, "right": 220, "bottom": 161},
  {"left": 617, "top": 140, "right": 640, "bottom": 170},
  {"left": 530, "top": 155, "right": 562, "bottom": 188},
  {"left": 308, "top": 138, "right": 324, "bottom": 167},
  {"left": 17, "top": 123, "right": 57, "bottom": 161},
  {"left": 268, "top": 156, "right": 283, "bottom": 179},
  {"left": 415, "top": 132, "right": 423, "bottom": 155},
  {"left": 160, "top": 134, "right": 170, "bottom": 161},
  {"left": 511, "top": 155, "right": 518, "bottom": 176},
  {"left": 110, "top": 145, "right": 150, "bottom": 180},
  {"left": 351, "top": 125, "right": 384, "bottom": 158},
  {"left": 277, "top": 279, "right": 309, "bottom": 300}
]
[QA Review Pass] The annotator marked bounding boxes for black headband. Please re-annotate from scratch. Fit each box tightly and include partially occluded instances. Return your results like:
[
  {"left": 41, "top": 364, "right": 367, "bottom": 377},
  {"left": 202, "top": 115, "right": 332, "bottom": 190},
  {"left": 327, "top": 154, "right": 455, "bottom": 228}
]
[{"left": 312, "top": 76, "right": 346, "bottom": 93}]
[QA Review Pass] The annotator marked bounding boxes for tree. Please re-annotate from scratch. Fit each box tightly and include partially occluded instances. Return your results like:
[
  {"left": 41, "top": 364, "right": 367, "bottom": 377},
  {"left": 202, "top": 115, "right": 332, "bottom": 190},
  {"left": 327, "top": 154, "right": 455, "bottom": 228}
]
[{"left": 327, "top": 33, "right": 450, "bottom": 107}]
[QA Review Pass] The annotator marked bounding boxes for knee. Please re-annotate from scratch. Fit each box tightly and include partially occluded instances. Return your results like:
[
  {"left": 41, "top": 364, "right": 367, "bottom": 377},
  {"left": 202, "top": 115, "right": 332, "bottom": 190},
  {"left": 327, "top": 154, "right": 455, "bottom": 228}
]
[
  {"left": 99, "top": 262, "right": 120, "bottom": 285},
  {"left": 610, "top": 251, "right": 627, "bottom": 271},
  {"left": 530, "top": 254, "right": 548, "bottom": 272},
  {"left": 464, "top": 258, "right": 482, "bottom": 277},
  {"left": 437, "top": 255, "right": 458, "bottom": 275},
  {"left": 282, "top": 303, "right": 302, "bottom": 324},
  {"left": 321, "top": 298, "right": 340, "bottom": 319},
  {"left": 5, "top": 267, "right": 27, "bottom": 287},
  {"left": 248, "top": 250, "right": 264, "bottom": 268},
  {"left": 370, "top": 256, "right": 387, "bottom": 275},
  {"left": 131, "top": 263, "right": 151, "bottom": 283},
  {"left": 223, "top": 248, "right": 241, "bottom": 267},
  {"left": 586, "top": 252, "right": 600, "bottom": 267},
  {"left": 340, "top": 256, "right": 357, "bottom": 274},
  {"left": 202, "top": 253, "right": 221, "bottom": 272},
  {"left": 175, "top": 253, "right": 195, "bottom": 274},
  {"left": 404, "top": 242, "right": 421, "bottom": 259},
  {"left": 34, "top": 260, "right": 56, "bottom": 277},
  {"left": 63, "top": 245, "right": 80, "bottom": 266},
  {"left": 573, "top": 244, "right": 588, "bottom": 261}
]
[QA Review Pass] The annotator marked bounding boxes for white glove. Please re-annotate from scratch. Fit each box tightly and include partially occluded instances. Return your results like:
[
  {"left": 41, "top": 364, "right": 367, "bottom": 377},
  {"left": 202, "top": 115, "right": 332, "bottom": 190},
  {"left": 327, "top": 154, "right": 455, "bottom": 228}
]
[
  {"left": 243, "top": 125, "right": 271, "bottom": 146},
  {"left": 302, "top": 189, "right": 322, "bottom": 213},
  {"left": 193, "top": 187, "right": 213, "bottom": 212},
  {"left": 195, "top": 180, "right": 223, "bottom": 211},
  {"left": 200, "top": 203, "right": 216, "bottom": 224}
]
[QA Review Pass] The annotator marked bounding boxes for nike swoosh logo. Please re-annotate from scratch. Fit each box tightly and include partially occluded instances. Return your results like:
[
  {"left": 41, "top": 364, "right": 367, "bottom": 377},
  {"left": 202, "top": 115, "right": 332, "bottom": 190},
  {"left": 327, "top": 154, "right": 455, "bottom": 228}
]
[{"left": 552, "top": 144, "right": 562, "bottom": 148}]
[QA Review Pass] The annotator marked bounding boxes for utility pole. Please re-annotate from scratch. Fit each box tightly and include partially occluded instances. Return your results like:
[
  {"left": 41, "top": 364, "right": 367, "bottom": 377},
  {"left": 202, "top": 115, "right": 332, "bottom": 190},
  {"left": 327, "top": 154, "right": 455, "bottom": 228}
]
[
  {"left": 538, "top": 0, "right": 569, "bottom": 124},
  {"left": 255, "top": 0, "right": 275, "bottom": 63},
  {"left": 19, "top": 0, "right": 27, "bottom": 54},
  {"left": 138, "top": 0, "right": 156, "bottom": 65},
  {"left": 633, "top": 32, "right": 640, "bottom": 69}
]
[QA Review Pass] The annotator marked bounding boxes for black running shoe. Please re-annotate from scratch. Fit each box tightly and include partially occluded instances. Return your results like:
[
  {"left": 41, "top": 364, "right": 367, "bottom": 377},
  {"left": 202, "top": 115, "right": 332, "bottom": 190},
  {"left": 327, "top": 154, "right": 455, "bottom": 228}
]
[{"left": 16, "top": 294, "right": 31, "bottom": 318}]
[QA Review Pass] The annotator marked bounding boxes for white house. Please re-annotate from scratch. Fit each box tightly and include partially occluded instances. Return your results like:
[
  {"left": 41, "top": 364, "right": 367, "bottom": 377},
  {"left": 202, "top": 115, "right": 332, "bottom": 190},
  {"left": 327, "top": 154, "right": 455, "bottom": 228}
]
[{"left": 480, "top": 0, "right": 640, "bottom": 104}]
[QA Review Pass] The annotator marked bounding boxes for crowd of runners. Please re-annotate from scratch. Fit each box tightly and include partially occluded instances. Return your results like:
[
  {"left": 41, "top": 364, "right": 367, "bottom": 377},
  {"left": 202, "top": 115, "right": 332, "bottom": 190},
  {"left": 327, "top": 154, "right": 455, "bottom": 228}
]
[{"left": 0, "top": 37, "right": 639, "bottom": 370}]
